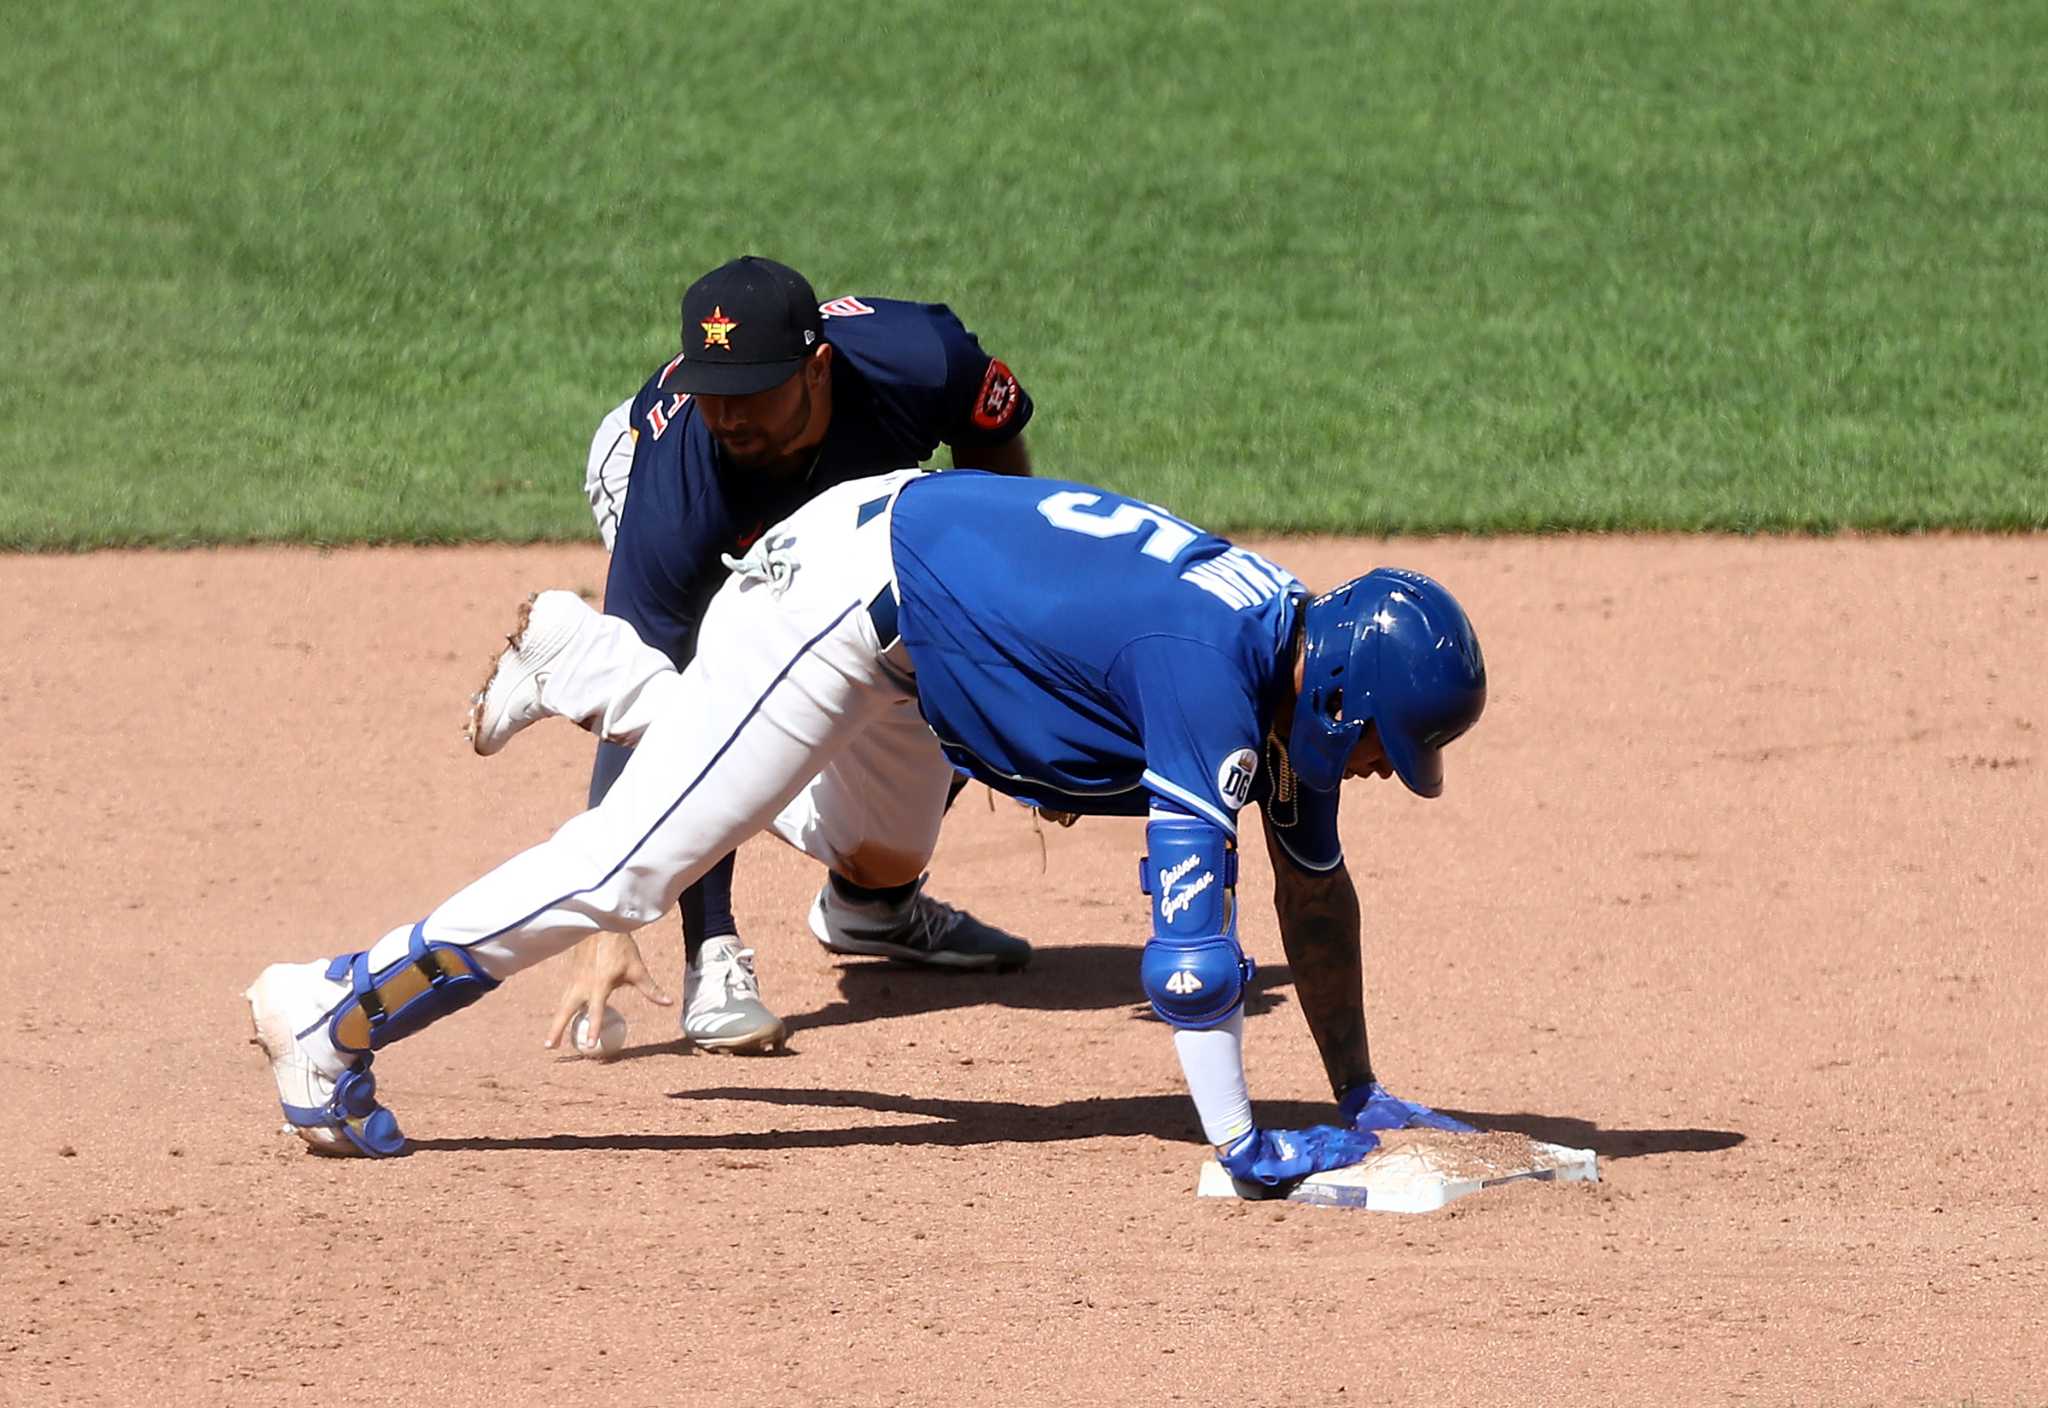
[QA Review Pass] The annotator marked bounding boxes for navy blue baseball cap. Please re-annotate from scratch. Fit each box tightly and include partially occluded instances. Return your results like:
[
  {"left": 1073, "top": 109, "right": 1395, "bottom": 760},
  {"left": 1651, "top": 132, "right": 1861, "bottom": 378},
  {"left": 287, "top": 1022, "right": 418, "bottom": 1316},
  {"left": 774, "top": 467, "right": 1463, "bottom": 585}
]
[{"left": 658, "top": 256, "right": 824, "bottom": 397}]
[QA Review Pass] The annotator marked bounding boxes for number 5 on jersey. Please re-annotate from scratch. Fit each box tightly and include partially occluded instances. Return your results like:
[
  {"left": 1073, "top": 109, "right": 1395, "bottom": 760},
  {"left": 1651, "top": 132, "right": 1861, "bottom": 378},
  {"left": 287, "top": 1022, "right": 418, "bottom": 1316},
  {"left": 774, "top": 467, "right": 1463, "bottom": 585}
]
[{"left": 1036, "top": 491, "right": 1199, "bottom": 563}]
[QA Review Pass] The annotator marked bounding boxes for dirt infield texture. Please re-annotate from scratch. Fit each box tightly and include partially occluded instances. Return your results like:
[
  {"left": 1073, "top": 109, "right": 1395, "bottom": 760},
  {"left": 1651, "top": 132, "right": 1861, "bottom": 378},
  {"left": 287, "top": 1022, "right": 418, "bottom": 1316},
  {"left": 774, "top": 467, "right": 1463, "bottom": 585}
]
[{"left": 2, "top": 538, "right": 2043, "bottom": 1407}]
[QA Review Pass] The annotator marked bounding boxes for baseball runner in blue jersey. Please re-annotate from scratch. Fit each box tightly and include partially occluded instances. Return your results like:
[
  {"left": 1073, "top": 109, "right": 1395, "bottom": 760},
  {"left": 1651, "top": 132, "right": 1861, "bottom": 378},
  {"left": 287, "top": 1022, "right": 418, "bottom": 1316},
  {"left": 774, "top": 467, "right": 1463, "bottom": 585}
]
[
  {"left": 250, "top": 469, "right": 1486, "bottom": 1194},
  {"left": 541, "top": 256, "right": 1035, "bottom": 1057}
]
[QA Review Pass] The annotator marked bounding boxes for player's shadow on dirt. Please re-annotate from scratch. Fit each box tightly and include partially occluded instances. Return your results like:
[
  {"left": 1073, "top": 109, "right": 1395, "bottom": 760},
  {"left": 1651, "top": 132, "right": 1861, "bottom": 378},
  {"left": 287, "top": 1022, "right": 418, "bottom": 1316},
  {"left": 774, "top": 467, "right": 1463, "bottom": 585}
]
[
  {"left": 568, "top": 955, "right": 1287, "bottom": 1065},
  {"left": 412, "top": 1087, "right": 1741, "bottom": 1161},
  {"left": 780, "top": 943, "right": 1293, "bottom": 1039},
  {"left": 1449, "top": 1111, "right": 1744, "bottom": 1160}
]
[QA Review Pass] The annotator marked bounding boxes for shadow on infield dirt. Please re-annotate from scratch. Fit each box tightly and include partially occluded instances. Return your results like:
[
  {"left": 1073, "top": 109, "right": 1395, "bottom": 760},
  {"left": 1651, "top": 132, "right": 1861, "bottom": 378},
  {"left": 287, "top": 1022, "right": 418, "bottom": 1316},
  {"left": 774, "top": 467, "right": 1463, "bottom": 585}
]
[
  {"left": 780, "top": 942, "right": 1296, "bottom": 1038},
  {"left": 554, "top": 949, "right": 1294, "bottom": 1066},
  {"left": 410, "top": 1086, "right": 1741, "bottom": 1162}
]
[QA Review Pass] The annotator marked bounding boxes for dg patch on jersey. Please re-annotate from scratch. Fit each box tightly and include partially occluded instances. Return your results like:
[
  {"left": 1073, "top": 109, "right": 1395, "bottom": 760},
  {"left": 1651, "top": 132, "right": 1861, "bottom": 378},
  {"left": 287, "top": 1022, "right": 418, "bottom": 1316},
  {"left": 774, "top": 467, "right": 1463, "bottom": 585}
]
[{"left": 1216, "top": 747, "right": 1258, "bottom": 810}]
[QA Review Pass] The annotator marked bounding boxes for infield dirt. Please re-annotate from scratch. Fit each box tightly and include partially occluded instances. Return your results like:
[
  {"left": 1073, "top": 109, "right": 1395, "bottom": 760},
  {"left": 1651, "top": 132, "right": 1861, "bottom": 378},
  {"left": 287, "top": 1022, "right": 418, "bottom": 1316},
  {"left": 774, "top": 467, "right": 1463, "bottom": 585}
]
[{"left": 2, "top": 537, "right": 2043, "bottom": 1405}]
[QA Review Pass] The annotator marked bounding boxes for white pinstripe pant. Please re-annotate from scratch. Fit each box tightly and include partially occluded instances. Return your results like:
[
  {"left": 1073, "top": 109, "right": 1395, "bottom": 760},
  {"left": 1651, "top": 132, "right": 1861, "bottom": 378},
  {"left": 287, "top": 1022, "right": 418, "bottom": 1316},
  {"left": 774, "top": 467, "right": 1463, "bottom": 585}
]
[{"left": 359, "top": 470, "right": 952, "bottom": 981}]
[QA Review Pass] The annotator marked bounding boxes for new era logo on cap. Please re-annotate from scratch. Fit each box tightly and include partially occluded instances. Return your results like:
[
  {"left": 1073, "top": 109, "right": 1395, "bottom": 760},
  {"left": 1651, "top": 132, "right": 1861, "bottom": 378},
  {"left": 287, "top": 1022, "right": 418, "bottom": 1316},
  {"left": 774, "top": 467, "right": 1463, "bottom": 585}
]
[{"left": 660, "top": 256, "right": 824, "bottom": 398}]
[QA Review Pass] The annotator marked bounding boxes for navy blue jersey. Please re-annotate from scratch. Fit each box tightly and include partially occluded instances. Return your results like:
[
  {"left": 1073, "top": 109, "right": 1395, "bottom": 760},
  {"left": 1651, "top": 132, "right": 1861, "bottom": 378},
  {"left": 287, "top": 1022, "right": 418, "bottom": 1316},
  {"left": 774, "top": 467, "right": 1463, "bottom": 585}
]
[
  {"left": 606, "top": 297, "right": 1032, "bottom": 664},
  {"left": 889, "top": 473, "right": 1343, "bottom": 872}
]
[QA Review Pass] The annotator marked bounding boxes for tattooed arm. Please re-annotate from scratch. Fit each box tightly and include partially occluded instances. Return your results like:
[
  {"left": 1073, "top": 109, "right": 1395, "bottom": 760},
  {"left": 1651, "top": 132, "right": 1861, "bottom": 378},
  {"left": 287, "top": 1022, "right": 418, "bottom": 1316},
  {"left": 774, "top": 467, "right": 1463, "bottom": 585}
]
[{"left": 1263, "top": 809, "right": 1374, "bottom": 1099}]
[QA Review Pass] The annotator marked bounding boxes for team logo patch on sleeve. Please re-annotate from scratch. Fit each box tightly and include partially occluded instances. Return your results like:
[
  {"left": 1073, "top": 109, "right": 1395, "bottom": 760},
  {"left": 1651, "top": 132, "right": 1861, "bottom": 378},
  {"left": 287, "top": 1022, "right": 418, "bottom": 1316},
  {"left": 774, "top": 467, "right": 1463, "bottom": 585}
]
[
  {"left": 1216, "top": 747, "right": 1259, "bottom": 810},
  {"left": 971, "top": 359, "right": 1021, "bottom": 431},
  {"left": 819, "top": 296, "right": 876, "bottom": 319}
]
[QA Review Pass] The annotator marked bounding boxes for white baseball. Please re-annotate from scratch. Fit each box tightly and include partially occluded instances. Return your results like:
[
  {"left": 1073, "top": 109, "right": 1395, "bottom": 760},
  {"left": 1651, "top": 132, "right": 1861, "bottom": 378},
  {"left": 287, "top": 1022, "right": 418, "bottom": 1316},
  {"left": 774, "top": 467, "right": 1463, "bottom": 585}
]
[{"left": 569, "top": 1005, "right": 628, "bottom": 1060}]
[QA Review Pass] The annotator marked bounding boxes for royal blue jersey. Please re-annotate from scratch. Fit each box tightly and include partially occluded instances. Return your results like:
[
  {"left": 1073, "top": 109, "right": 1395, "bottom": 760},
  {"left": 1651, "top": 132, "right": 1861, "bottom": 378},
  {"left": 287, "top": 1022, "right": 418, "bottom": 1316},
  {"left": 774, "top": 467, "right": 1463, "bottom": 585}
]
[
  {"left": 889, "top": 473, "right": 1343, "bottom": 871},
  {"left": 606, "top": 297, "right": 1031, "bottom": 664}
]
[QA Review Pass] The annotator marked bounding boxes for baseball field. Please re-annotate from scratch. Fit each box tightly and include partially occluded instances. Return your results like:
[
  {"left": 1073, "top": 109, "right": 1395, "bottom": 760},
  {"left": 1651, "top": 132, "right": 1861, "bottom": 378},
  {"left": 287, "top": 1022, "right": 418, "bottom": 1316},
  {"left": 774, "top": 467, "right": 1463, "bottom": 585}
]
[{"left": 4, "top": 1, "right": 2045, "bottom": 1404}]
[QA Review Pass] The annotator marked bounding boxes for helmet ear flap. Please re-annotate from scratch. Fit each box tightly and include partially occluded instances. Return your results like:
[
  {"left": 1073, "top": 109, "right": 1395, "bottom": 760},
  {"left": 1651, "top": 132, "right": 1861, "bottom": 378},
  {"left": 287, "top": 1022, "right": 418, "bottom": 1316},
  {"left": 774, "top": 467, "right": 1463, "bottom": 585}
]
[
  {"left": 1287, "top": 568, "right": 1483, "bottom": 797},
  {"left": 1287, "top": 594, "right": 1371, "bottom": 793}
]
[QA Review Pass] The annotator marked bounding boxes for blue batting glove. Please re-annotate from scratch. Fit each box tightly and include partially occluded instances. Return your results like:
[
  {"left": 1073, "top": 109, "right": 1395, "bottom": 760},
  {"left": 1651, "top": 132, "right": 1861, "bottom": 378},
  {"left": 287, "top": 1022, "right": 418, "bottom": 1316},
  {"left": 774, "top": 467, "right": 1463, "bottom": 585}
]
[
  {"left": 1338, "top": 1081, "right": 1477, "bottom": 1134},
  {"left": 1218, "top": 1124, "right": 1381, "bottom": 1193}
]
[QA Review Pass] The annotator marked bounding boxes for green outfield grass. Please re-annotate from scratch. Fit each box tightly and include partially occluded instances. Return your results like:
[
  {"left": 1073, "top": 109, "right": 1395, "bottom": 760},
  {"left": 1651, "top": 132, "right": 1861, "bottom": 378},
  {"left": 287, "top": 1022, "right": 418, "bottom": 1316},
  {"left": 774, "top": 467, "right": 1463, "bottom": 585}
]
[{"left": 3, "top": 0, "right": 2044, "bottom": 546}]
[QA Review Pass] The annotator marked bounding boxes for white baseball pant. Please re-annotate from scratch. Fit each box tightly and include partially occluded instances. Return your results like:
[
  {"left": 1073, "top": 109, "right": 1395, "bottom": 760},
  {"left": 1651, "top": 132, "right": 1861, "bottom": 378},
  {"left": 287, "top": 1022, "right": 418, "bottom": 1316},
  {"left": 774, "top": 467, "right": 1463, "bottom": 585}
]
[{"left": 356, "top": 469, "right": 953, "bottom": 981}]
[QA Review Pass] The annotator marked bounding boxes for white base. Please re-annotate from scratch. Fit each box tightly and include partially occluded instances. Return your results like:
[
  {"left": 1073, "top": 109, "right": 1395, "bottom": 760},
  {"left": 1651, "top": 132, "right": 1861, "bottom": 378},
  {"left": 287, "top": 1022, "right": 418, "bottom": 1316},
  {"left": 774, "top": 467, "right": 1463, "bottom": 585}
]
[{"left": 1197, "top": 1131, "right": 1598, "bottom": 1213}]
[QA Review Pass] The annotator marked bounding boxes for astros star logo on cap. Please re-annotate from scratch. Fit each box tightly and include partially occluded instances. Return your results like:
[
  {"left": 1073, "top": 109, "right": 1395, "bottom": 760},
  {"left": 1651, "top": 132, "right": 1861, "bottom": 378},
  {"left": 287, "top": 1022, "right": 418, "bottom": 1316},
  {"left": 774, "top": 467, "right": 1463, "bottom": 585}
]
[{"left": 701, "top": 306, "right": 738, "bottom": 348}]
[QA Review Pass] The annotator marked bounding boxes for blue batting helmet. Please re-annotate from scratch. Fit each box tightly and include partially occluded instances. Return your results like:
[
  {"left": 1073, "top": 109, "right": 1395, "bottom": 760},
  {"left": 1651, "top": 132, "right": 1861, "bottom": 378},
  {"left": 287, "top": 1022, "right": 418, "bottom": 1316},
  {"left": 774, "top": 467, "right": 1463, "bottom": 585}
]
[{"left": 1288, "top": 568, "right": 1486, "bottom": 797}]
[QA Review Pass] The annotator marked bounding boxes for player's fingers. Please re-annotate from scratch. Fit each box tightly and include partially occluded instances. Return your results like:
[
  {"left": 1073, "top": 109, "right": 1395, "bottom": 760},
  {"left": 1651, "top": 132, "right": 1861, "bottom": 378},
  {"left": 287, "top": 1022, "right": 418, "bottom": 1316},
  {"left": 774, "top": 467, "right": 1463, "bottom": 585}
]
[
  {"left": 591, "top": 967, "right": 625, "bottom": 1016},
  {"left": 625, "top": 955, "right": 673, "bottom": 1007},
  {"left": 543, "top": 990, "right": 583, "bottom": 1050}
]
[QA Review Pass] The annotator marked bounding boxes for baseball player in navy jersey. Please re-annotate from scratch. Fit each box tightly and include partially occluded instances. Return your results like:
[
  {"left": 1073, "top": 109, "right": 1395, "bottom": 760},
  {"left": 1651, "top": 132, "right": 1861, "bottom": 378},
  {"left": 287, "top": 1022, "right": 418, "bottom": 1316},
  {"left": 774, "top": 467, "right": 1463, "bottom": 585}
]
[
  {"left": 551, "top": 256, "right": 1035, "bottom": 1058},
  {"left": 249, "top": 469, "right": 1486, "bottom": 1195}
]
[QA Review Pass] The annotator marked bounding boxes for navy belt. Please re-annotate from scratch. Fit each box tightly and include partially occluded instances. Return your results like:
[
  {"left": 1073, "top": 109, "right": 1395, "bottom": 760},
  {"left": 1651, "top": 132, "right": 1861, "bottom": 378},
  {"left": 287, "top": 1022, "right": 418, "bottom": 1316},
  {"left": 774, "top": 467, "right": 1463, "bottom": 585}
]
[{"left": 867, "top": 582, "right": 900, "bottom": 650}]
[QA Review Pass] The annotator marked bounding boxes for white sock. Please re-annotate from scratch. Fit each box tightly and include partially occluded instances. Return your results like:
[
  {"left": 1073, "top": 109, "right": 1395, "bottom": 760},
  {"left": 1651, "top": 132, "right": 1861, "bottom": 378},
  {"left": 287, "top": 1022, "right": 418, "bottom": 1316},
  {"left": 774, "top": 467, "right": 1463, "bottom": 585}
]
[{"left": 1172, "top": 1011, "right": 1254, "bottom": 1147}]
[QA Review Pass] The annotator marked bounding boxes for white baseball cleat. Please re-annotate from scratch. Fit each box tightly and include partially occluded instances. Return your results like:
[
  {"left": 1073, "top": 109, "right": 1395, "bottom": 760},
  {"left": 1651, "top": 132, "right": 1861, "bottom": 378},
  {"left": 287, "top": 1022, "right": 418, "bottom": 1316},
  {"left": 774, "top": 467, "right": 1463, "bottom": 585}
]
[
  {"left": 682, "top": 937, "right": 787, "bottom": 1054},
  {"left": 466, "top": 590, "right": 588, "bottom": 756},
  {"left": 246, "top": 960, "right": 407, "bottom": 1158}
]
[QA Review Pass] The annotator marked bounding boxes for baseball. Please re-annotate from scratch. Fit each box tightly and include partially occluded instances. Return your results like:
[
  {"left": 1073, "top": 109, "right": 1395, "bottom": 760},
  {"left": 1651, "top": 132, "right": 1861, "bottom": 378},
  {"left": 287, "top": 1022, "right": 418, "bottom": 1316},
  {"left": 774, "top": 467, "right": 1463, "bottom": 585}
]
[{"left": 569, "top": 1005, "right": 628, "bottom": 1060}]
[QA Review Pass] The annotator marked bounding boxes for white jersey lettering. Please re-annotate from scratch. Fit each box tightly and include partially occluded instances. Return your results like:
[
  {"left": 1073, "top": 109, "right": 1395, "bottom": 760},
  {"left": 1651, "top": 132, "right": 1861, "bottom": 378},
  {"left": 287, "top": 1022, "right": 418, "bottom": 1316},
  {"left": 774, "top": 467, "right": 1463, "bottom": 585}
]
[{"left": 1182, "top": 548, "right": 1298, "bottom": 611}]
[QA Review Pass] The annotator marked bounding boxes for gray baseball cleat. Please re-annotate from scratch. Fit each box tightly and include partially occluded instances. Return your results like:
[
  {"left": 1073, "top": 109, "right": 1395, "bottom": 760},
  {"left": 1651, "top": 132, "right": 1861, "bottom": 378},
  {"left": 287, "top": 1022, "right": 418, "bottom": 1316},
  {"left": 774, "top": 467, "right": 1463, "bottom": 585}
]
[
  {"left": 682, "top": 937, "right": 788, "bottom": 1054},
  {"left": 466, "top": 590, "right": 586, "bottom": 756},
  {"left": 809, "top": 876, "right": 1032, "bottom": 971}
]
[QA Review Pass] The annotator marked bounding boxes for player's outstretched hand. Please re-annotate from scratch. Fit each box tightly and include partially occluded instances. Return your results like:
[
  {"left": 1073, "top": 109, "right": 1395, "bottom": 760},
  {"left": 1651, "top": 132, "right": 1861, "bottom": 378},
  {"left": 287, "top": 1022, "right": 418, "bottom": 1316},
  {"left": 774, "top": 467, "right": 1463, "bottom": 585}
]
[
  {"left": 1217, "top": 1124, "right": 1381, "bottom": 1195},
  {"left": 543, "top": 933, "right": 672, "bottom": 1051},
  {"left": 1339, "top": 1081, "right": 1477, "bottom": 1134}
]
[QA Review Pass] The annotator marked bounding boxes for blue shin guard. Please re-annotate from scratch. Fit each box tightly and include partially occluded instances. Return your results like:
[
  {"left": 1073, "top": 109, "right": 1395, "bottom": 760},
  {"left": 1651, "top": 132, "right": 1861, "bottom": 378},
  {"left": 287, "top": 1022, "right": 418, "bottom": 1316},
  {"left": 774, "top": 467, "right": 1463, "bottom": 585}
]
[
  {"left": 321, "top": 924, "right": 501, "bottom": 1055},
  {"left": 280, "top": 925, "right": 499, "bottom": 1157},
  {"left": 279, "top": 1063, "right": 408, "bottom": 1158},
  {"left": 1138, "top": 818, "right": 1253, "bottom": 1029}
]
